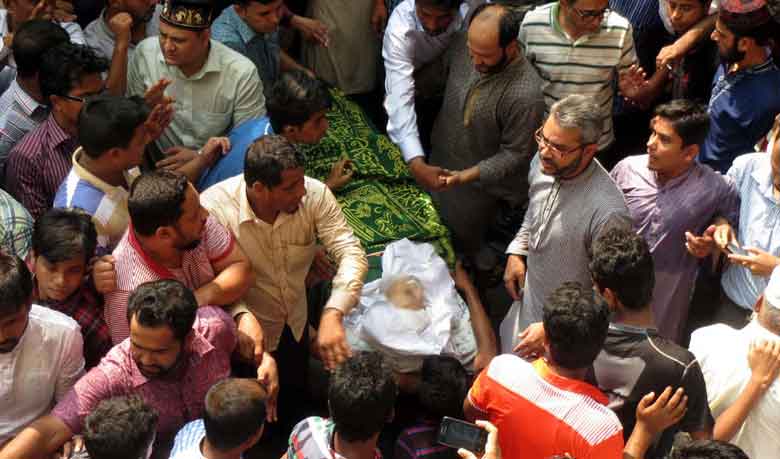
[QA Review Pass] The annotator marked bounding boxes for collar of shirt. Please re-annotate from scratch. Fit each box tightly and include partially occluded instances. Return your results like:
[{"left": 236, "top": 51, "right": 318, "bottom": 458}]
[
  {"left": 743, "top": 318, "right": 780, "bottom": 343},
  {"left": 409, "top": 0, "right": 466, "bottom": 35},
  {"left": 533, "top": 358, "right": 609, "bottom": 405},
  {"left": 748, "top": 154, "right": 777, "bottom": 202},
  {"left": 42, "top": 113, "right": 77, "bottom": 150},
  {"left": 609, "top": 321, "right": 659, "bottom": 336},
  {"left": 723, "top": 57, "right": 776, "bottom": 78},
  {"left": 0, "top": 310, "right": 31, "bottom": 360},
  {"left": 225, "top": 5, "right": 262, "bottom": 45},
  {"left": 156, "top": 39, "right": 224, "bottom": 80},
  {"left": 0, "top": 10, "right": 8, "bottom": 36},
  {"left": 128, "top": 324, "right": 216, "bottom": 388},
  {"left": 71, "top": 147, "right": 137, "bottom": 195},
  {"left": 653, "top": 162, "right": 697, "bottom": 190},
  {"left": 10, "top": 80, "right": 46, "bottom": 118},
  {"left": 127, "top": 222, "right": 179, "bottom": 279},
  {"left": 236, "top": 176, "right": 310, "bottom": 228},
  {"left": 558, "top": 158, "right": 600, "bottom": 187}
]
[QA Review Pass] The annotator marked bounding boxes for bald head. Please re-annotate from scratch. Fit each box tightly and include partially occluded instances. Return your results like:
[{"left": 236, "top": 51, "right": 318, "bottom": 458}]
[{"left": 467, "top": 4, "right": 521, "bottom": 74}]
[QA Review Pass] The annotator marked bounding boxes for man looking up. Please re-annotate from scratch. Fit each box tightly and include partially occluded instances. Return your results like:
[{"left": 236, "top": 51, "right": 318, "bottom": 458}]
[
  {"left": 423, "top": 2, "right": 544, "bottom": 260},
  {"left": 201, "top": 134, "right": 367, "bottom": 428},
  {"left": 0, "top": 279, "right": 277, "bottom": 459},
  {"left": 5, "top": 42, "right": 108, "bottom": 219},
  {"left": 611, "top": 99, "right": 739, "bottom": 342},
  {"left": 127, "top": 0, "right": 265, "bottom": 177},
  {"left": 383, "top": 0, "right": 471, "bottom": 165},
  {"left": 501, "top": 94, "right": 631, "bottom": 352}
]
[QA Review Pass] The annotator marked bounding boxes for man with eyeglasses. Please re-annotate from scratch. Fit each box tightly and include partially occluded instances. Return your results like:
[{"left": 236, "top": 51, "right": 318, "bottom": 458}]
[
  {"left": 5, "top": 41, "right": 108, "bottom": 220},
  {"left": 500, "top": 94, "right": 631, "bottom": 354},
  {"left": 519, "top": 0, "right": 655, "bottom": 166}
]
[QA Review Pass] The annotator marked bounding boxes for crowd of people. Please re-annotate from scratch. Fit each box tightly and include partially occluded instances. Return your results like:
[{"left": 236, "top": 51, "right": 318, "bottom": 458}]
[{"left": 0, "top": 0, "right": 779, "bottom": 458}]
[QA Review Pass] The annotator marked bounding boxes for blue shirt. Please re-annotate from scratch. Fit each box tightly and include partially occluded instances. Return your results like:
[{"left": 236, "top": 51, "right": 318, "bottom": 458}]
[
  {"left": 722, "top": 152, "right": 780, "bottom": 309},
  {"left": 170, "top": 419, "right": 206, "bottom": 459},
  {"left": 699, "top": 59, "right": 780, "bottom": 173},
  {"left": 197, "top": 117, "right": 273, "bottom": 191},
  {"left": 211, "top": 5, "right": 280, "bottom": 92}
]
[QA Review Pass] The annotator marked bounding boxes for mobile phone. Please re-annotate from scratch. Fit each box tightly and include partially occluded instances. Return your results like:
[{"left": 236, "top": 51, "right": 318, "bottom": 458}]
[
  {"left": 437, "top": 416, "right": 488, "bottom": 453},
  {"left": 727, "top": 240, "right": 748, "bottom": 257}
]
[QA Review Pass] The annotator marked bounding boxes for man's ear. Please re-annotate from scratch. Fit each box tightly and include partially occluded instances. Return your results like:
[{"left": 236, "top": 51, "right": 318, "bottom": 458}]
[
  {"left": 506, "top": 40, "right": 519, "bottom": 59},
  {"left": 682, "top": 143, "right": 699, "bottom": 163}
]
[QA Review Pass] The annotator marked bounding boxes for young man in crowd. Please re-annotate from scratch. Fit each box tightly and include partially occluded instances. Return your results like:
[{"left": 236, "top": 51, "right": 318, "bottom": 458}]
[
  {"left": 611, "top": 99, "right": 739, "bottom": 342},
  {"left": 200, "top": 134, "right": 367, "bottom": 431},
  {"left": 697, "top": 0, "right": 780, "bottom": 173},
  {"left": 286, "top": 352, "right": 397, "bottom": 459},
  {"left": 0, "top": 20, "right": 68, "bottom": 178},
  {"left": 170, "top": 378, "right": 268, "bottom": 459},
  {"left": 83, "top": 396, "right": 159, "bottom": 459},
  {"left": 5, "top": 42, "right": 108, "bottom": 219},
  {"left": 501, "top": 94, "right": 631, "bottom": 352},
  {"left": 690, "top": 267, "right": 780, "bottom": 459},
  {"left": 0, "top": 279, "right": 271, "bottom": 459},
  {"left": 424, "top": 3, "right": 544, "bottom": 262},
  {"left": 31, "top": 209, "right": 112, "bottom": 369},
  {"left": 127, "top": 0, "right": 265, "bottom": 180},
  {"left": 0, "top": 251, "right": 84, "bottom": 451},
  {"left": 54, "top": 94, "right": 173, "bottom": 250},
  {"left": 383, "top": 0, "right": 472, "bottom": 164}
]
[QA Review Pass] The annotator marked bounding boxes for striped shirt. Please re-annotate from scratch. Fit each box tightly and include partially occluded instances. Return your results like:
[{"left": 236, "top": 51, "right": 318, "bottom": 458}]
[
  {"left": 519, "top": 2, "right": 638, "bottom": 150},
  {"left": 170, "top": 419, "right": 207, "bottom": 459},
  {"left": 0, "top": 187, "right": 33, "bottom": 259},
  {"left": 0, "top": 80, "right": 49, "bottom": 180},
  {"left": 469, "top": 355, "right": 624, "bottom": 459},
  {"left": 5, "top": 114, "right": 79, "bottom": 220},
  {"left": 104, "top": 215, "right": 235, "bottom": 343},
  {"left": 54, "top": 148, "right": 139, "bottom": 251}
]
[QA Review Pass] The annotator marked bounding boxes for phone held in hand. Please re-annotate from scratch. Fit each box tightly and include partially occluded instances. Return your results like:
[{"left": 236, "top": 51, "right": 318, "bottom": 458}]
[
  {"left": 727, "top": 240, "right": 748, "bottom": 257},
  {"left": 437, "top": 416, "right": 488, "bottom": 453}
]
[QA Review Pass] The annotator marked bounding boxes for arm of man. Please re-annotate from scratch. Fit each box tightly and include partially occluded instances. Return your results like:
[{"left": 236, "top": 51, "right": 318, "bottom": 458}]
[
  {"left": 104, "top": 13, "right": 133, "bottom": 96},
  {"left": 657, "top": 14, "right": 716, "bottom": 68},
  {"left": 0, "top": 415, "right": 73, "bottom": 459},
  {"left": 462, "top": 363, "right": 493, "bottom": 423},
  {"left": 312, "top": 183, "right": 367, "bottom": 369},
  {"left": 232, "top": 66, "right": 266, "bottom": 126},
  {"left": 55, "top": 326, "right": 86, "bottom": 401},
  {"left": 453, "top": 262, "right": 497, "bottom": 373},
  {"left": 678, "top": 360, "right": 715, "bottom": 439},
  {"left": 196, "top": 219, "right": 252, "bottom": 307}
]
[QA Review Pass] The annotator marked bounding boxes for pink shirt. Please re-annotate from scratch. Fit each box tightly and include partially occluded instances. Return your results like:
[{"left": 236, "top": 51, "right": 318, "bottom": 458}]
[
  {"left": 52, "top": 306, "right": 236, "bottom": 443},
  {"left": 104, "top": 215, "right": 235, "bottom": 343}
]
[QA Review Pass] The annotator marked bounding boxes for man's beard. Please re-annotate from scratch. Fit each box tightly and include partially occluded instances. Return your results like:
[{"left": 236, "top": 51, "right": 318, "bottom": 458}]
[
  {"left": 476, "top": 49, "right": 509, "bottom": 75},
  {"left": 176, "top": 238, "right": 202, "bottom": 251},
  {"left": 719, "top": 40, "right": 745, "bottom": 66},
  {"left": 541, "top": 151, "right": 585, "bottom": 178},
  {"left": 136, "top": 6, "right": 156, "bottom": 23}
]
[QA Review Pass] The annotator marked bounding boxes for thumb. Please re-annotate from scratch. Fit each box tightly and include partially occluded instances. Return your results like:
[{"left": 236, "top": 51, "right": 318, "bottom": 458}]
[
  {"left": 457, "top": 449, "right": 476, "bottom": 459},
  {"left": 704, "top": 225, "right": 716, "bottom": 236},
  {"left": 638, "top": 391, "right": 655, "bottom": 409}
]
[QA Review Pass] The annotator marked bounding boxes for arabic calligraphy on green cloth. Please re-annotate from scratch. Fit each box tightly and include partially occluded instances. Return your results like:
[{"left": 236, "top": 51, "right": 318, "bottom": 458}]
[{"left": 301, "top": 89, "right": 455, "bottom": 268}]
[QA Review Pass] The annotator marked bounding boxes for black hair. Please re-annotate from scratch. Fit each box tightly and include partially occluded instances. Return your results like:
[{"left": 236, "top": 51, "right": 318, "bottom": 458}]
[
  {"left": 724, "top": 16, "right": 776, "bottom": 47},
  {"left": 670, "top": 440, "right": 749, "bottom": 459},
  {"left": 468, "top": 3, "right": 522, "bottom": 48},
  {"left": 203, "top": 378, "right": 267, "bottom": 451},
  {"left": 267, "top": 70, "right": 332, "bottom": 133},
  {"left": 84, "top": 396, "right": 159, "bottom": 459},
  {"left": 418, "top": 355, "right": 469, "bottom": 419},
  {"left": 39, "top": 42, "right": 109, "bottom": 102},
  {"left": 11, "top": 20, "right": 69, "bottom": 79},
  {"left": 32, "top": 208, "right": 97, "bottom": 265},
  {"left": 244, "top": 134, "right": 304, "bottom": 189},
  {"left": 126, "top": 279, "right": 197, "bottom": 342},
  {"left": 589, "top": 227, "right": 654, "bottom": 312},
  {"left": 234, "top": 0, "right": 278, "bottom": 5},
  {"left": 78, "top": 95, "right": 150, "bottom": 159},
  {"left": 328, "top": 352, "right": 397, "bottom": 442},
  {"left": 0, "top": 251, "right": 33, "bottom": 318},
  {"left": 654, "top": 99, "right": 710, "bottom": 147},
  {"left": 128, "top": 170, "right": 189, "bottom": 237},
  {"left": 416, "top": 0, "right": 464, "bottom": 10},
  {"left": 543, "top": 282, "right": 609, "bottom": 370}
]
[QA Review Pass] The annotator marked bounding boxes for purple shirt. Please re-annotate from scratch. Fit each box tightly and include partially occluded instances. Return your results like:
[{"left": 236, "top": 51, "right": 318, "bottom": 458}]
[
  {"left": 5, "top": 114, "right": 78, "bottom": 220},
  {"left": 51, "top": 306, "right": 236, "bottom": 446},
  {"left": 611, "top": 155, "right": 740, "bottom": 342}
]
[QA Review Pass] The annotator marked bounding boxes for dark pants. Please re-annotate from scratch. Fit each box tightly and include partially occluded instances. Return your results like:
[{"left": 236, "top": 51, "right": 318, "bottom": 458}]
[
  {"left": 272, "top": 324, "right": 311, "bottom": 432},
  {"left": 684, "top": 267, "right": 752, "bottom": 346}
]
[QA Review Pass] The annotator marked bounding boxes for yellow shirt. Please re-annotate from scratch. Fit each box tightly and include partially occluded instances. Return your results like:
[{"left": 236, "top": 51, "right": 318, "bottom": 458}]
[{"left": 201, "top": 175, "right": 367, "bottom": 350}]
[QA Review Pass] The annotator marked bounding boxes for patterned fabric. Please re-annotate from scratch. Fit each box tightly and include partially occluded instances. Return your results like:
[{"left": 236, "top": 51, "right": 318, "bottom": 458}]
[
  {"left": 5, "top": 114, "right": 79, "bottom": 220},
  {"left": 0, "top": 188, "right": 33, "bottom": 259},
  {"left": 287, "top": 416, "right": 382, "bottom": 459},
  {"left": 39, "top": 282, "right": 112, "bottom": 370},
  {"left": 0, "top": 80, "right": 49, "bottom": 180},
  {"left": 104, "top": 216, "right": 235, "bottom": 343},
  {"left": 395, "top": 419, "right": 456, "bottom": 459},
  {"left": 52, "top": 306, "right": 236, "bottom": 448},
  {"left": 468, "top": 356, "right": 624, "bottom": 459},
  {"left": 169, "top": 419, "right": 207, "bottom": 459},
  {"left": 300, "top": 90, "right": 455, "bottom": 266}
]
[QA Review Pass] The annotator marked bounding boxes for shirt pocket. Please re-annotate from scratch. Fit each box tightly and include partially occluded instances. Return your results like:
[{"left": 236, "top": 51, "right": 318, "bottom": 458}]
[{"left": 285, "top": 240, "right": 317, "bottom": 280}]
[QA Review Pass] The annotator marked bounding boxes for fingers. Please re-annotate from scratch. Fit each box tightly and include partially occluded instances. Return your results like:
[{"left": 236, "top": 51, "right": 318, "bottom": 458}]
[
  {"left": 457, "top": 449, "right": 478, "bottom": 459},
  {"left": 504, "top": 277, "right": 520, "bottom": 301},
  {"left": 265, "top": 397, "right": 278, "bottom": 423}
]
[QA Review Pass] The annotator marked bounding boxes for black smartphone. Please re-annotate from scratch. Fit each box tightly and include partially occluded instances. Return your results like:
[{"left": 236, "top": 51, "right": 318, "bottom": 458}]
[{"left": 437, "top": 416, "right": 488, "bottom": 453}]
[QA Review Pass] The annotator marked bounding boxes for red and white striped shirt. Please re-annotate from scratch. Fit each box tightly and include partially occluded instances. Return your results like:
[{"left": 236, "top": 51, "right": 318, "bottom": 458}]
[
  {"left": 468, "top": 355, "right": 624, "bottom": 459},
  {"left": 104, "top": 215, "right": 235, "bottom": 343}
]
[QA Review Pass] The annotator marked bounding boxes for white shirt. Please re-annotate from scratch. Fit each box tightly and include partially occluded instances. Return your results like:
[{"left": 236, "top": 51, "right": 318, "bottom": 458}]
[
  {"left": 169, "top": 419, "right": 206, "bottom": 459},
  {"left": 0, "top": 305, "right": 84, "bottom": 446},
  {"left": 382, "top": 0, "right": 475, "bottom": 162},
  {"left": 690, "top": 319, "right": 780, "bottom": 459}
]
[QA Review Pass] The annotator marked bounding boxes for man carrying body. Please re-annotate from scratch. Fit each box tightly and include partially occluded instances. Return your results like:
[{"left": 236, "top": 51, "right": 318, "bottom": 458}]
[
  {"left": 127, "top": 0, "right": 265, "bottom": 177},
  {"left": 419, "top": 2, "right": 544, "bottom": 259},
  {"left": 611, "top": 99, "right": 739, "bottom": 342},
  {"left": 501, "top": 94, "right": 631, "bottom": 353}
]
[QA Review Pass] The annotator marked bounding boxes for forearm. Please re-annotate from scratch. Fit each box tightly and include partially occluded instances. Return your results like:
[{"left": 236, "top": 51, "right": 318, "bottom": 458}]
[
  {"left": 675, "top": 14, "right": 716, "bottom": 56},
  {"left": 623, "top": 423, "right": 653, "bottom": 459},
  {"left": 105, "top": 40, "right": 129, "bottom": 96},
  {"left": 194, "top": 261, "right": 252, "bottom": 306},
  {"left": 0, "top": 416, "right": 72, "bottom": 459},
  {"left": 176, "top": 152, "right": 215, "bottom": 184},
  {"left": 280, "top": 50, "right": 307, "bottom": 73},
  {"left": 713, "top": 380, "right": 765, "bottom": 441},
  {"left": 458, "top": 279, "right": 497, "bottom": 362}
]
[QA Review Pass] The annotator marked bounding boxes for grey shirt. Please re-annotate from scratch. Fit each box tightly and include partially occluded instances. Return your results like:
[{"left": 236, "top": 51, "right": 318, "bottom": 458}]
[
  {"left": 84, "top": 6, "right": 162, "bottom": 61},
  {"left": 500, "top": 155, "right": 632, "bottom": 353},
  {"left": 430, "top": 31, "right": 545, "bottom": 205}
]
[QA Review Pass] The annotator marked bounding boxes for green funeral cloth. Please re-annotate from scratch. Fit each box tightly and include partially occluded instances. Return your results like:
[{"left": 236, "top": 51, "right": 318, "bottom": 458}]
[{"left": 301, "top": 89, "right": 455, "bottom": 268}]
